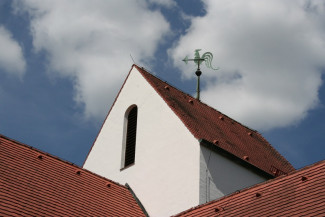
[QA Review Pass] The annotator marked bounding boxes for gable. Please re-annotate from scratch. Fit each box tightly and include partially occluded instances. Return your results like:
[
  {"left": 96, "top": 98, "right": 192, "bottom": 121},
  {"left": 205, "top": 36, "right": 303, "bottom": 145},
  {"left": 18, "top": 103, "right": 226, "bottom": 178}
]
[
  {"left": 135, "top": 65, "right": 295, "bottom": 176},
  {"left": 0, "top": 134, "right": 146, "bottom": 216},
  {"left": 83, "top": 65, "right": 201, "bottom": 217}
]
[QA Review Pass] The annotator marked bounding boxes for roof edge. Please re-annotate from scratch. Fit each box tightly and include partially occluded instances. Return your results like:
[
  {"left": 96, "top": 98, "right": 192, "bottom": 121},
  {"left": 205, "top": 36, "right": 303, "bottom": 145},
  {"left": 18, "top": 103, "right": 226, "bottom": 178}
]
[
  {"left": 134, "top": 65, "right": 294, "bottom": 174},
  {"left": 82, "top": 64, "right": 137, "bottom": 167},
  {"left": 199, "top": 139, "right": 274, "bottom": 178},
  {"left": 0, "top": 133, "right": 129, "bottom": 190},
  {"left": 126, "top": 183, "right": 150, "bottom": 217},
  {"left": 133, "top": 65, "right": 260, "bottom": 133}
]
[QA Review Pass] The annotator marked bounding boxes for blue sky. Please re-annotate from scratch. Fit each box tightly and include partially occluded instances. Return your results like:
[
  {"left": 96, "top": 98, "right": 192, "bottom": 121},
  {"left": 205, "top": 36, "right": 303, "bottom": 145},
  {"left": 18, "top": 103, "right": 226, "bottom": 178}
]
[{"left": 0, "top": 0, "right": 324, "bottom": 169}]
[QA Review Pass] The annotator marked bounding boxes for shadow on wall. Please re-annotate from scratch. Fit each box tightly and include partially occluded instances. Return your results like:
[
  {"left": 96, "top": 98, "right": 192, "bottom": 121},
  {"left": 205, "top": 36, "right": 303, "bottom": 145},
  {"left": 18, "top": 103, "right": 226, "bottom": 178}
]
[{"left": 199, "top": 145, "right": 267, "bottom": 204}]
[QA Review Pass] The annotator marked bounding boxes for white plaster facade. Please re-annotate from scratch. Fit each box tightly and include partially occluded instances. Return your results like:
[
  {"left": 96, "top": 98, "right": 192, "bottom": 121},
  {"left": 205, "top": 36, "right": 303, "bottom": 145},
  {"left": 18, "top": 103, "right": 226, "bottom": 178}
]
[
  {"left": 199, "top": 145, "right": 267, "bottom": 204},
  {"left": 83, "top": 66, "right": 268, "bottom": 216},
  {"left": 83, "top": 67, "right": 201, "bottom": 217}
]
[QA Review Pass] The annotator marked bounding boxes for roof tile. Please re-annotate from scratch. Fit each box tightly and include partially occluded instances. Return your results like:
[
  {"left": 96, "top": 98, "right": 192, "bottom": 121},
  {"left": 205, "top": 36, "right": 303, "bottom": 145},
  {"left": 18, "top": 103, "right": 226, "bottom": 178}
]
[
  {"left": 135, "top": 65, "right": 294, "bottom": 176},
  {"left": 174, "top": 160, "right": 325, "bottom": 217},
  {"left": 0, "top": 134, "right": 147, "bottom": 216}
]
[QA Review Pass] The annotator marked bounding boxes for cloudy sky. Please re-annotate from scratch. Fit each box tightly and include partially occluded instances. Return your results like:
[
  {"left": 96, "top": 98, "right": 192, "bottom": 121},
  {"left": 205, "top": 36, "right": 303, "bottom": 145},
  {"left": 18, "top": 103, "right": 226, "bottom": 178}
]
[{"left": 1, "top": 0, "right": 324, "bottom": 169}]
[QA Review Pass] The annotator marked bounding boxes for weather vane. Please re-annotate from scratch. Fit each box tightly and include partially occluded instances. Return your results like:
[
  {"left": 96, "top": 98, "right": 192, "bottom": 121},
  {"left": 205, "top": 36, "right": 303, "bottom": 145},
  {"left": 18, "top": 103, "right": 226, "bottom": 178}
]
[{"left": 183, "top": 49, "right": 219, "bottom": 100}]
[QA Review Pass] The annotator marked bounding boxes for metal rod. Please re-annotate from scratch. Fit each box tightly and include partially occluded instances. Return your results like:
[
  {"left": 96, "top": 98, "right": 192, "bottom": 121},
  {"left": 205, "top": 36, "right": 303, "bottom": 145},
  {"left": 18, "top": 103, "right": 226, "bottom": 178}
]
[
  {"left": 196, "top": 64, "right": 202, "bottom": 100},
  {"left": 182, "top": 49, "right": 219, "bottom": 101},
  {"left": 197, "top": 75, "right": 200, "bottom": 100}
]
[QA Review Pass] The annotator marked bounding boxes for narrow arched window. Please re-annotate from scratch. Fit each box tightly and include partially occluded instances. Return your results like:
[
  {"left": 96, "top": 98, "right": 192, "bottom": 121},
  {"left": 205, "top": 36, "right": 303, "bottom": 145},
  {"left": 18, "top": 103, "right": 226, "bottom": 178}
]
[{"left": 124, "top": 106, "right": 138, "bottom": 167}]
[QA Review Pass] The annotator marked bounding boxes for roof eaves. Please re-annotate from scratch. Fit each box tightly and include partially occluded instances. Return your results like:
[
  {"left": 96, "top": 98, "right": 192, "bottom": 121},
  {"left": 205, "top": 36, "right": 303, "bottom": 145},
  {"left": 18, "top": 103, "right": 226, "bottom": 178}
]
[{"left": 200, "top": 138, "right": 274, "bottom": 179}]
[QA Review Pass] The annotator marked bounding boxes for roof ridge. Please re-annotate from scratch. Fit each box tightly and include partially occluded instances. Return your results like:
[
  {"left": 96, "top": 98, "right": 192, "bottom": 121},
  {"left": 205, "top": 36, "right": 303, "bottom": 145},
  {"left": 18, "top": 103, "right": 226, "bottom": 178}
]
[
  {"left": 172, "top": 159, "right": 325, "bottom": 216},
  {"left": 0, "top": 133, "right": 128, "bottom": 189}
]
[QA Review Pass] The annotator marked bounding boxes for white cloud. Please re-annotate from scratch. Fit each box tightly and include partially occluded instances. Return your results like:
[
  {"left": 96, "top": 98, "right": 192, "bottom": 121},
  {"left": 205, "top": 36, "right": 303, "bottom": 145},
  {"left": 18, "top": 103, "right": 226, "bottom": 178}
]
[
  {"left": 148, "top": 0, "right": 176, "bottom": 8},
  {"left": 14, "top": 0, "right": 170, "bottom": 120},
  {"left": 0, "top": 26, "right": 26, "bottom": 77},
  {"left": 170, "top": 0, "right": 325, "bottom": 131}
]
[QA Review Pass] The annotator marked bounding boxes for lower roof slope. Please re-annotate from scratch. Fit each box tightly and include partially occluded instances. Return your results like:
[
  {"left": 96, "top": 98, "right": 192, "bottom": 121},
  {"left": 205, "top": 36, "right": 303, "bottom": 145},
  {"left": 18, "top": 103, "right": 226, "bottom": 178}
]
[
  {"left": 0, "top": 134, "right": 146, "bottom": 217},
  {"left": 174, "top": 160, "right": 325, "bottom": 217},
  {"left": 134, "top": 65, "right": 295, "bottom": 176}
]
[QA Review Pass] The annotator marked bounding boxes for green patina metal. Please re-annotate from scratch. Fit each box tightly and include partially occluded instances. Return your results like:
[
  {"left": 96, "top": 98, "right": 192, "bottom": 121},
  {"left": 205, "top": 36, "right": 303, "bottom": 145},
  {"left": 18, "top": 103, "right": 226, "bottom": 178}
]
[{"left": 182, "top": 49, "right": 219, "bottom": 100}]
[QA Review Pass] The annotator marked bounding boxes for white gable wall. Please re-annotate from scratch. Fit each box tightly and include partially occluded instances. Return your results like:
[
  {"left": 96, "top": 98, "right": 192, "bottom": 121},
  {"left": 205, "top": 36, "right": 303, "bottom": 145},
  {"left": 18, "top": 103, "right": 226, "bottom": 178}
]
[
  {"left": 199, "top": 145, "right": 267, "bottom": 204},
  {"left": 83, "top": 67, "right": 201, "bottom": 217}
]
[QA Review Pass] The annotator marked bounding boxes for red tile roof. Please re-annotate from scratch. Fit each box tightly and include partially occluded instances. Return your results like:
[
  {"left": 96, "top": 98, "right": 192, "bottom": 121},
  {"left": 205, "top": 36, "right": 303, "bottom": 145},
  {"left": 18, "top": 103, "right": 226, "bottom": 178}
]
[
  {"left": 134, "top": 65, "right": 295, "bottom": 176},
  {"left": 174, "top": 160, "right": 325, "bottom": 217},
  {"left": 0, "top": 134, "right": 147, "bottom": 216}
]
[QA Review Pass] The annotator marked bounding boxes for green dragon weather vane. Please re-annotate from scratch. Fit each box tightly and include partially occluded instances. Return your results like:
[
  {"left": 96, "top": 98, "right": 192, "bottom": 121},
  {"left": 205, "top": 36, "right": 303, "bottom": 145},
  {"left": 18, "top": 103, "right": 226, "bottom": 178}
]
[{"left": 183, "top": 49, "right": 219, "bottom": 100}]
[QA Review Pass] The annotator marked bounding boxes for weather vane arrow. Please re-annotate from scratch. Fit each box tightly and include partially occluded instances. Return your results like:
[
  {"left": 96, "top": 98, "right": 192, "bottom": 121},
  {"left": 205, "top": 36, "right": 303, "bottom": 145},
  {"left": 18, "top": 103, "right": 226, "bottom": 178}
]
[{"left": 182, "top": 49, "right": 219, "bottom": 100}]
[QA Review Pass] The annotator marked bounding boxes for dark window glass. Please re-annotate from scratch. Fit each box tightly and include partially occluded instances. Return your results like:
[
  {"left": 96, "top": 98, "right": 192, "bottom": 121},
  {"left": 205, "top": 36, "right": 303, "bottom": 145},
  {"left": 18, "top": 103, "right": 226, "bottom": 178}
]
[{"left": 124, "top": 106, "right": 137, "bottom": 167}]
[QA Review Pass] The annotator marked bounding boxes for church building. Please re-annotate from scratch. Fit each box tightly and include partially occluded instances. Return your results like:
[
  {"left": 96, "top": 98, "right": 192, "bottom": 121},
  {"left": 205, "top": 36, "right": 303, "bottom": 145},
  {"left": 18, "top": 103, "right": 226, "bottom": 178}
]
[{"left": 0, "top": 64, "right": 324, "bottom": 216}]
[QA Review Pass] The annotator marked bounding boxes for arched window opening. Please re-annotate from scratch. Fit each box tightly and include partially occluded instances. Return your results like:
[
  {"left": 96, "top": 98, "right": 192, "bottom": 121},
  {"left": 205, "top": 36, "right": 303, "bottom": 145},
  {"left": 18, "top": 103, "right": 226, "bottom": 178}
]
[{"left": 124, "top": 106, "right": 138, "bottom": 167}]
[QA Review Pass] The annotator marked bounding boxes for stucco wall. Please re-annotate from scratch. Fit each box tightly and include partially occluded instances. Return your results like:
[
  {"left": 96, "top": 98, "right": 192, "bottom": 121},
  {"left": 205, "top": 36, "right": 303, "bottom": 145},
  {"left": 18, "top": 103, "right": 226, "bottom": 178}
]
[
  {"left": 83, "top": 67, "right": 201, "bottom": 217},
  {"left": 199, "top": 145, "right": 267, "bottom": 204}
]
